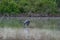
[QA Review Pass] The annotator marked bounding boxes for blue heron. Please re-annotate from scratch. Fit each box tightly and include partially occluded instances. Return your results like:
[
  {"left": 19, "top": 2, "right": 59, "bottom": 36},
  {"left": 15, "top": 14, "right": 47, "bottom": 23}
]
[
  {"left": 24, "top": 19, "right": 30, "bottom": 37},
  {"left": 24, "top": 19, "right": 30, "bottom": 28}
]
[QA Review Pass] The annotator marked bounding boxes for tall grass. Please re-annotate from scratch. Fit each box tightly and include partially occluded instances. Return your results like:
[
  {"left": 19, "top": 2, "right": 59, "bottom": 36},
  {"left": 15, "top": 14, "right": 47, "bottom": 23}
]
[
  {"left": 0, "top": 17, "right": 23, "bottom": 28},
  {"left": 0, "top": 17, "right": 60, "bottom": 30}
]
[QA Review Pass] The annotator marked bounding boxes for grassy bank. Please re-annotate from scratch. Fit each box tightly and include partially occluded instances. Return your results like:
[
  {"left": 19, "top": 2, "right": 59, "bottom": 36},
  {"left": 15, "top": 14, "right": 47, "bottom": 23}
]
[{"left": 0, "top": 17, "right": 60, "bottom": 30}]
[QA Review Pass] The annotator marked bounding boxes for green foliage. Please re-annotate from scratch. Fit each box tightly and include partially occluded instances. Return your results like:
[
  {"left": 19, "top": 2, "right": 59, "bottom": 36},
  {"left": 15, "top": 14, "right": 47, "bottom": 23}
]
[
  {"left": 56, "top": 0, "right": 60, "bottom": 7},
  {"left": 0, "top": 0, "right": 20, "bottom": 15},
  {"left": 0, "top": 0, "right": 57, "bottom": 15}
]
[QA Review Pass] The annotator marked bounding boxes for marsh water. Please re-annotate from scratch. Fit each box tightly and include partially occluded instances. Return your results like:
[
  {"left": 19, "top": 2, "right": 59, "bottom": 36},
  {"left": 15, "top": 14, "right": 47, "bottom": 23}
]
[{"left": 0, "top": 17, "right": 60, "bottom": 40}]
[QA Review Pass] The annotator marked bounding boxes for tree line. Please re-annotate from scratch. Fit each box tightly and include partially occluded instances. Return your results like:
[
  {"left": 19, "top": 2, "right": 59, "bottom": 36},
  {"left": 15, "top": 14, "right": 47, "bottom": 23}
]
[{"left": 0, "top": 0, "right": 60, "bottom": 16}]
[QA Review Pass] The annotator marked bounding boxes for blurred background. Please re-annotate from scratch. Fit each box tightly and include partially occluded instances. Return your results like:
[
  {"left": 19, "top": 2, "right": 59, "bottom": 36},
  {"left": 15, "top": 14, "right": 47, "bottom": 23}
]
[{"left": 0, "top": 0, "right": 60, "bottom": 17}]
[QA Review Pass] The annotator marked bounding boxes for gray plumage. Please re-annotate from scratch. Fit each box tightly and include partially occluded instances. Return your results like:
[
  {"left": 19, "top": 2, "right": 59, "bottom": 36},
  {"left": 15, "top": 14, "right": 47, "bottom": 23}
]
[{"left": 24, "top": 19, "right": 30, "bottom": 28}]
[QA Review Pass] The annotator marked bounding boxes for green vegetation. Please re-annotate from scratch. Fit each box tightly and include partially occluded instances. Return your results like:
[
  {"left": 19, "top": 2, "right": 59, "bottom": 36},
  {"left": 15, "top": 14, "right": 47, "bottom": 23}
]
[
  {"left": 0, "top": 0, "right": 59, "bottom": 16},
  {"left": 0, "top": 17, "right": 60, "bottom": 30},
  {"left": 0, "top": 18, "right": 23, "bottom": 28}
]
